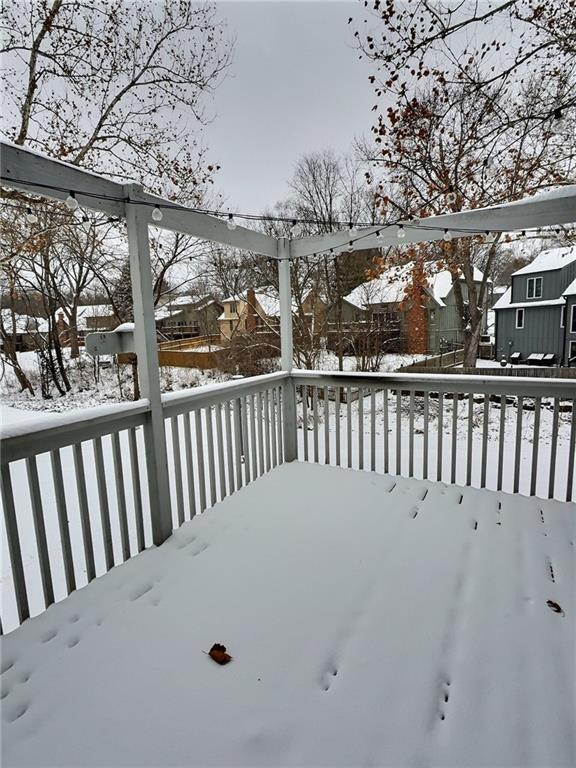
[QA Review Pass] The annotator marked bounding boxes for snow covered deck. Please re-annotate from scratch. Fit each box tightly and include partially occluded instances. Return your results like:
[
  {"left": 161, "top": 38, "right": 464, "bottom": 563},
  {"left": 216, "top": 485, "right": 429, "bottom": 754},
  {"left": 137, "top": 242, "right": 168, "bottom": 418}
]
[{"left": 2, "top": 462, "right": 574, "bottom": 767}]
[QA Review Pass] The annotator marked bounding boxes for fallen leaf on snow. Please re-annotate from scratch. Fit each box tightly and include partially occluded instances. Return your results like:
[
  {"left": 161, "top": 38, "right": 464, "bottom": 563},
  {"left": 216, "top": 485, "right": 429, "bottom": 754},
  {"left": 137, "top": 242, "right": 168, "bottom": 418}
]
[
  {"left": 546, "top": 600, "right": 564, "bottom": 616},
  {"left": 208, "top": 643, "right": 232, "bottom": 665}
]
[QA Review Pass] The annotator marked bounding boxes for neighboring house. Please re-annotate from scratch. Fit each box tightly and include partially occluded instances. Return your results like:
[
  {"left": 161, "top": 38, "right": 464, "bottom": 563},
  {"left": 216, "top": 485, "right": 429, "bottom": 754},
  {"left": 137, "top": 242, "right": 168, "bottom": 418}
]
[
  {"left": 493, "top": 246, "right": 576, "bottom": 365},
  {"left": 0, "top": 310, "right": 49, "bottom": 351},
  {"left": 56, "top": 304, "right": 117, "bottom": 346},
  {"left": 156, "top": 294, "right": 222, "bottom": 338},
  {"left": 345, "top": 264, "right": 491, "bottom": 354},
  {"left": 218, "top": 289, "right": 281, "bottom": 340},
  {"left": 564, "top": 277, "right": 576, "bottom": 365}
]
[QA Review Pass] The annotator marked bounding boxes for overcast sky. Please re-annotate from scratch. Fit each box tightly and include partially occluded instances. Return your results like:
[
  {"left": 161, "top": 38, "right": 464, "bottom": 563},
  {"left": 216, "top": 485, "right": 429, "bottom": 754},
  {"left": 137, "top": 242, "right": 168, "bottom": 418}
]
[{"left": 208, "top": 1, "right": 376, "bottom": 214}]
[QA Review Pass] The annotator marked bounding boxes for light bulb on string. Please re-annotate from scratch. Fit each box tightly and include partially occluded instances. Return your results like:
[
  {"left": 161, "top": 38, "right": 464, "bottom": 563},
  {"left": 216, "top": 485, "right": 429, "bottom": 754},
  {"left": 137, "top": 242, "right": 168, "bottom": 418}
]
[
  {"left": 25, "top": 207, "right": 37, "bottom": 224},
  {"left": 227, "top": 213, "right": 237, "bottom": 231},
  {"left": 397, "top": 225, "right": 406, "bottom": 240},
  {"left": 348, "top": 222, "right": 358, "bottom": 238},
  {"left": 347, "top": 241, "right": 354, "bottom": 253},
  {"left": 81, "top": 214, "right": 91, "bottom": 232},
  {"left": 446, "top": 191, "right": 457, "bottom": 205},
  {"left": 443, "top": 229, "right": 453, "bottom": 242},
  {"left": 152, "top": 205, "right": 163, "bottom": 222},
  {"left": 519, "top": 230, "right": 527, "bottom": 241},
  {"left": 375, "top": 229, "right": 382, "bottom": 240},
  {"left": 290, "top": 220, "right": 301, "bottom": 238},
  {"left": 65, "top": 192, "right": 78, "bottom": 210}
]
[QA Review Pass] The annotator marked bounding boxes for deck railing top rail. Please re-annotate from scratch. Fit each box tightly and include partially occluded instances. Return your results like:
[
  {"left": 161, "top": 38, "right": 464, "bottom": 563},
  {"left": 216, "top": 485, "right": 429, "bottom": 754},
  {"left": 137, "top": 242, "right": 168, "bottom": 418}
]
[{"left": 292, "top": 369, "right": 576, "bottom": 399}]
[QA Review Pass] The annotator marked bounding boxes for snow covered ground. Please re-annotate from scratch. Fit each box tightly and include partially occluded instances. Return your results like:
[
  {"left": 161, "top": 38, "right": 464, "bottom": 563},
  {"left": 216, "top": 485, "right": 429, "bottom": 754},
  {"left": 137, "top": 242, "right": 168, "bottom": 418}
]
[{"left": 1, "top": 463, "right": 574, "bottom": 767}]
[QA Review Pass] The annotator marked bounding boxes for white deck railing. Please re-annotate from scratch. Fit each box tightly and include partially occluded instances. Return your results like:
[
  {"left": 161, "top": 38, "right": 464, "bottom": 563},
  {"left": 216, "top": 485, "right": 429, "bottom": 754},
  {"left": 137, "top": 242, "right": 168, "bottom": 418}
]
[{"left": 1, "top": 370, "right": 574, "bottom": 632}]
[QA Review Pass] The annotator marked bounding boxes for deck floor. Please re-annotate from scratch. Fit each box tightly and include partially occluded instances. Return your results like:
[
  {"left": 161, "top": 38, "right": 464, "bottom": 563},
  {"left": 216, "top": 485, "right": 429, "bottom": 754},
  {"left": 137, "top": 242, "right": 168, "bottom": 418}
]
[{"left": 1, "top": 463, "right": 574, "bottom": 767}]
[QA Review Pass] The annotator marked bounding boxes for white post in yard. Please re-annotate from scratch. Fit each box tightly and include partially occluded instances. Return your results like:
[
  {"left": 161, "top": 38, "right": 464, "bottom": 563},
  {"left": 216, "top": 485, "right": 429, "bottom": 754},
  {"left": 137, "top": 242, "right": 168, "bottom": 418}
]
[
  {"left": 278, "top": 238, "right": 298, "bottom": 461},
  {"left": 124, "top": 185, "right": 172, "bottom": 544}
]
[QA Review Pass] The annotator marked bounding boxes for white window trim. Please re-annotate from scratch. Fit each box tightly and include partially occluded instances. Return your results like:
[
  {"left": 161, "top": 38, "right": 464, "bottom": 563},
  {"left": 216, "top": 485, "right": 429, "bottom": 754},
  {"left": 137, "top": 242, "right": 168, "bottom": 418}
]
[
  {"left": 569, "top": 340, "right": 576, "bottom": 360},
  {"left": 526, "top": 276, "right": 543, "bottom": 299},
  {"left": 515, "top": 308, "right": 524, "bottom": 329},
  {"left": 561, "top": 305, "right": 566, "bottom": 328},
  {"left": 571, "top": 304, "right": 576, "bottom": 334}
]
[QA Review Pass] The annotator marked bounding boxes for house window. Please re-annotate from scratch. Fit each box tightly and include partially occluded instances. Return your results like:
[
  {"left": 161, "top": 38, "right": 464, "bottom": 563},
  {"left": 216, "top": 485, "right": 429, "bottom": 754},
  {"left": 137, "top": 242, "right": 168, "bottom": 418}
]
[
  {"left": 570, "top": 340, "right": 576, "bottom": 362},
  {"left": 229, "top": 302, "right": 237, "bottom": 314},
  {"left": 571, "top": 304, "right": 576, "bottom": 334},
  {"left": 516, "top": 308, "right": 524, "bottom": 329},
  {"left": 526, "top": 276, "right": 542, "bottom": 299},
  {"left": 561, "top": 305, "right": 566, "bottom": 327}
]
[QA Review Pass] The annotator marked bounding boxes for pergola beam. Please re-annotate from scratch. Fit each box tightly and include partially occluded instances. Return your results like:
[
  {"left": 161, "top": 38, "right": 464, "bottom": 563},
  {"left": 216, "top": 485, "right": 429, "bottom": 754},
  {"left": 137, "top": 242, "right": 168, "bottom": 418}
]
[
  {"left": 291, "top": 185, "right": 576, "bottom": 258},
  {"left": 0, "top": 141, "right": 278, "bottom": 258}
]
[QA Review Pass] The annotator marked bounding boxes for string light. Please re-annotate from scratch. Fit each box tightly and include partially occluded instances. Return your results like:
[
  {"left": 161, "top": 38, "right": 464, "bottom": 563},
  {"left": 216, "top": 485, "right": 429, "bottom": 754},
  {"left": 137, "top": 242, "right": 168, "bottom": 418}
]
[
  {"left": 82, "top": 214, "right": 91, "bottom": 232},
  {"left": 226, "top": 213, "right": 237, "bottom": 231},
  {"left": 397, "top": 225, "right": 406, "bottom": 239},
  {"left": 65, "top": 191, "right": 78, "bottom": 210},
  {"left": 443, "top": 229, "right": 453, "bottom": 242},
  {"left": 25, "top": 207, "right": 37, "bottom": 224},
  {"left": 348, "top": 222, "right": 358, "bottom": 237},
  {"left": 347, "top": 241, "right": 354, "bottom": 252},
  {"left": 376, "top": 230, "right": 382, "bottom": 239},
  {"left": 446, "top": 191, "right": 457, "bottom": 204},
  {"left": 151, "top": 205, "right": 163, "bottom": 222}
]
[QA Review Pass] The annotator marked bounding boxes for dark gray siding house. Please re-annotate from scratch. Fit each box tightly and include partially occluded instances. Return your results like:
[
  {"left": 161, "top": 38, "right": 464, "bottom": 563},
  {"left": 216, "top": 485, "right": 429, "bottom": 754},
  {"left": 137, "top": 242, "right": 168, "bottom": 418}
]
[
  {"left": 494, "top": 246, "right": 576, "bottom": 365},
  {"left": 564, "top": 283, "right": 576, "bottom": 365}
]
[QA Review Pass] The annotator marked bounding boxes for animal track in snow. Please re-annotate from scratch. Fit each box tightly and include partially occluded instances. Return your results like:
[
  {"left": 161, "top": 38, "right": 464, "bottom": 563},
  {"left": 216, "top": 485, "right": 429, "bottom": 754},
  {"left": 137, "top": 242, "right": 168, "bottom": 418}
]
[
  {"left": 175, "top": 535, "right": 197, "bottom": 550},
  {"left": 438, "top": 678, "right": 451, "bottom": 722},
  {"left": 188, "top": 541, "right": 209, "bottom": 558},
  {"left": 128, "top": 582, "right": 153, "bottom": 601},
  {"left": 1, "top": 658, "right": 14, "bottom": 674},
  {"left": 319, "top": 662, "right": 339, "bottom": 692},
  {"left": 40, "top": 628, "right": 58, "bottom": 643},
  {"left": 5, "top": 700, "right": 29, "bottom": 723}
]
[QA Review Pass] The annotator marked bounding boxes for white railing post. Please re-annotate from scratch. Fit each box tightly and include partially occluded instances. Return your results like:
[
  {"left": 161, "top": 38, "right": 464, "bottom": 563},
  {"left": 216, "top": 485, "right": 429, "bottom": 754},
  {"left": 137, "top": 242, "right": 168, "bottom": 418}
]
[
  {"left": 125, "top": 185, "right": 172, "bottom": 544},
  {"left": 278, "top": 238, "right": 297, "bottom": 461}
]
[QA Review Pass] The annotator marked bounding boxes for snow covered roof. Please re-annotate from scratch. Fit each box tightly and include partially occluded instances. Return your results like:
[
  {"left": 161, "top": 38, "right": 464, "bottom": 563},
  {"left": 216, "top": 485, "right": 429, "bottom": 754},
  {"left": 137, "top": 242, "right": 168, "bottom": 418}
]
[
  {"left": 512, "top": 246, "right": 576, "bottom": 275},
  {"left": 492, "top": 287, "right": 566, "bottom": 310},
  {"left": 345, "top": 265, "right": 488, "bottom": 310},
  {"left": 221, "top": 290, "right": 288, "bottom": 317},
  {"left": 1, "top": 462, "right": 572, "bottom": 767},
  {"left": 0, "top": 310, "right": 49, "bottom": 333},
  {"left": 562, "top": 277, "right": 576, "bottom": 297},
  {"left": 55, "top": 304, "right": 115, "bottom": 330}
]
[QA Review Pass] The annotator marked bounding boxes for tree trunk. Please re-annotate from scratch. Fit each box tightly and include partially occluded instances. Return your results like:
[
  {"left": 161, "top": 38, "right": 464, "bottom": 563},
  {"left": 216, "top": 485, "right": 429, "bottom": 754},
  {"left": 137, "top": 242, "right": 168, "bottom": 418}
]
[
  {"left": 463, "top": 321, "right": 482, "bottom": 367},
  {"left": 68, "top": 310, "right": 80, "bottom": 359},
  {"left": 132, "top": 360, "right": 140, "bottom": 400}
]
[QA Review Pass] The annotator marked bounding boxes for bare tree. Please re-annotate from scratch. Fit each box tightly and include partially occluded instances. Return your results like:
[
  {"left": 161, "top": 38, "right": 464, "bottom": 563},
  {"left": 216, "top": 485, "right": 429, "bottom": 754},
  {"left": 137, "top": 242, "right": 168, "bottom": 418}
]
[{"left": 1, "top": 0, "right": 232, "bottom": 189}]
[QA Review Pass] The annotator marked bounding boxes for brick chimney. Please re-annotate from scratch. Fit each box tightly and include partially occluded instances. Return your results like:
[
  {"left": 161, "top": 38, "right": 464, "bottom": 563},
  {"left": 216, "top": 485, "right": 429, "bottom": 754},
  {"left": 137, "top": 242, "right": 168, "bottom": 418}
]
[
  {"left": 56, "top": 311, "right": 70, "bottom": 344},
  {"left": 246, "top": 288, "right": 257, "bottom": 331}
]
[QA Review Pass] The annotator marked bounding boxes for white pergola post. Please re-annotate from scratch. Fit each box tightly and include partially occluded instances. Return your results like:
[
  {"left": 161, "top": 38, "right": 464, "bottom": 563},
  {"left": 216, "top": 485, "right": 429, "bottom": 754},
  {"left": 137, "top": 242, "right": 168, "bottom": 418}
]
[
  {"left": 278, "top": 238, "right": 298, "bottom": 461},
  {"left": 125, "top": 185, "right": 172, "bottom": 544}
]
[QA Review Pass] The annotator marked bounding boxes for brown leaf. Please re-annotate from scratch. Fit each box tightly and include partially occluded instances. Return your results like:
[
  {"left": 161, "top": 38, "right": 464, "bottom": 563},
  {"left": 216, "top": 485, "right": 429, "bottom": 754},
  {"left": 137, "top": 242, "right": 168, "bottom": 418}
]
[
  {"left": 208, "top": 643, "right": 233, "bottom": 665},
  {"left": 546, "top": 600, "right": 564, "bottom": 615}
]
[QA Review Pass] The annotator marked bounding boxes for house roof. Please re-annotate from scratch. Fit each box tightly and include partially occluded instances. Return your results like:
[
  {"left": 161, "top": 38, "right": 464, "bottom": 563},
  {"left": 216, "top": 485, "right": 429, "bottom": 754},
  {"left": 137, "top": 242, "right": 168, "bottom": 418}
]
[
  {"left": 512, "top": 245, "right": 576, "bottom": 276},
  {"left": 345, "top": 265, "right": 488, "bottom": 310},
  {"left": 1, "top": 310, "right": 49, "bottom": 334},
  {"left": 220, "top": 290, "right": 298, "bottom": 317},
  {"left": 56, "top": 304, "right": 115, "bottom": 329},
  {"left": 492, "top": 287, "right": 565, "bottom": 310},
  {"left": 563, "top": 277, "right": 576, "bottom": 297}
]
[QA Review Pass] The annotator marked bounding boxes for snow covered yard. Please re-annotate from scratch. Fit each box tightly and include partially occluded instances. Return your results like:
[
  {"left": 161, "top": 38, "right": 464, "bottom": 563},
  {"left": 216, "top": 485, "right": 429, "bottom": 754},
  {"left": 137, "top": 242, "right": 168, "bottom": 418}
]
[{"left": 1, "top": 462, "right": 574, "bottom": 767}]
